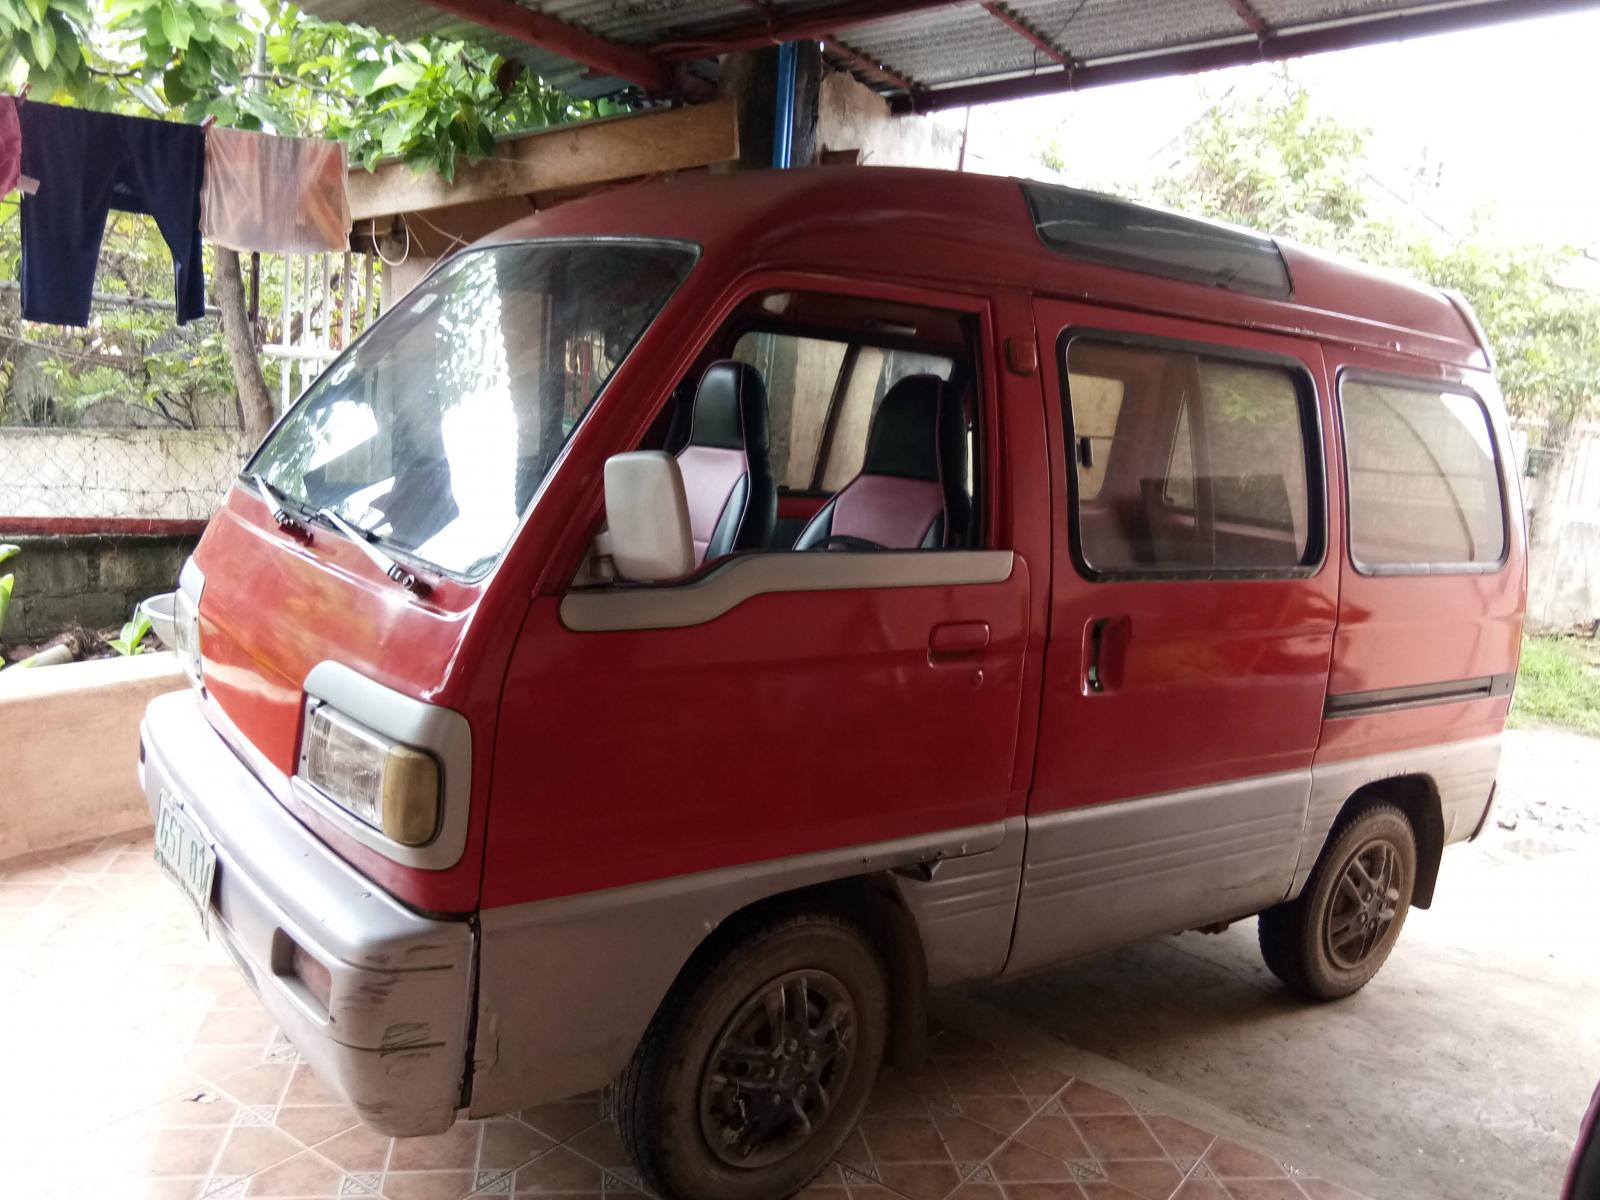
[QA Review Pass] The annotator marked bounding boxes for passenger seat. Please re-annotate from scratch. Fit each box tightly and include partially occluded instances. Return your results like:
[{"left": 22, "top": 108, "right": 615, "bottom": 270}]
[
  {"left": 676, "top": 360, "right": 777, "bottom": 565},
  {"left": 796, "top": 374, "right": 966, "bottom": 550}
]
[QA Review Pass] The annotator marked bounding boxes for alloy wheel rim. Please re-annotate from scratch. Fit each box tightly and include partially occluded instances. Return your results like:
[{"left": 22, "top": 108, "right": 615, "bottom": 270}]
[
  {"left": 1325, "top": 836, "right": 1404, "bottom": 970},
  {"left": 698, "top": 969, "right": 856, "bottom": 1169}
]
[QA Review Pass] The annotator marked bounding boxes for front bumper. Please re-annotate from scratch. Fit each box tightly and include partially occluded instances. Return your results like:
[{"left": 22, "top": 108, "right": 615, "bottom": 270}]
[{"left": 140, "top": 689, "right": 474, "bottom": 1136}]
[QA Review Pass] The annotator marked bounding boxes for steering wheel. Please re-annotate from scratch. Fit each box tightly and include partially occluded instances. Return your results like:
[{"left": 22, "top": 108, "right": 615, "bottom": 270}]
[{"left": 804, "top": 534, "right": 888, "bottom": 552}]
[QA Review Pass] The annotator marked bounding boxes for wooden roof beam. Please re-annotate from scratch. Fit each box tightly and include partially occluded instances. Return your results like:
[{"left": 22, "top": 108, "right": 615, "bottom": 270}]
[{"left": 346, "top": 100, "right": 739, "bottom": 221}]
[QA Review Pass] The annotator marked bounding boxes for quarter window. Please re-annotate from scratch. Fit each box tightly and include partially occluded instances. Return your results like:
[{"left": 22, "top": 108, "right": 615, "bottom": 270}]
[
  {"left": 1341, "top": 379, "right": 1505, "bottom": 569},
  {"left": 1064, "top": 338, "right": 1318, "bottom": 575}
]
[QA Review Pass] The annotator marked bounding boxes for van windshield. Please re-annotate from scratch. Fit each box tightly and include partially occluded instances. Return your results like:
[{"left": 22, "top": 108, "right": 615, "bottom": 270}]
[{"left": 248, "top": 239, "right": 696, "bottom": 578}]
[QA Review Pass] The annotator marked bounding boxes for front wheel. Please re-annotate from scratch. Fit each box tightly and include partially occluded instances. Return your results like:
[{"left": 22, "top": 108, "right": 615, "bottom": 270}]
[
  {"left": 1259, "top": 802, "right": 1417, "bottom": 1001},
  {"left": 614, "top": 911, "right": 889, "bottom": 1200}
]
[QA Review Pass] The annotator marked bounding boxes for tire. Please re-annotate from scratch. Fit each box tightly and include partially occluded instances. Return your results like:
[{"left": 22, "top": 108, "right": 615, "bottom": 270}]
[
  {"left": 1259, "top": 802, "right": 1417, "bottom": 1001},
  {"left": 614, "top": 911, "right": 890, "bottom": 1200}
]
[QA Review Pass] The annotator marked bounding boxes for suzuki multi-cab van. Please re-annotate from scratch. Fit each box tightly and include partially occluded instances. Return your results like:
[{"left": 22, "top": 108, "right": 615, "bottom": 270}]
[{"left": 142, "top": 166, "right": 1525, "bottom": 1200}]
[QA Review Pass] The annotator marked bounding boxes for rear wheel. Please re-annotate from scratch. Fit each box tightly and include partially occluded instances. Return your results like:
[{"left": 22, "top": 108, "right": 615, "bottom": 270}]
[
  {"left": 614, "top": 911, "right": 889, "bottom": 1200},
  {"left": 1259, "top": 803, "right": 1416, "bottom": 1000}
]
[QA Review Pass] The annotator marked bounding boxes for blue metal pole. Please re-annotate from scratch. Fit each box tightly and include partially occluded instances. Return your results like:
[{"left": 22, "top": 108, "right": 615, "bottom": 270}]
[{"left": 772, "top": 41, "right": 797, "bottom": 169}]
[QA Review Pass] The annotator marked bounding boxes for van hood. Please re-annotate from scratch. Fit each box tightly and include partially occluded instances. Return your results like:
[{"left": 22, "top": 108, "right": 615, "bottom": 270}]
[
  {"left": 194, "top": 489, "right": 474, "bottom": 773},
  {"left": 188, "top": 486, "right": 487, "bottom": 911}
]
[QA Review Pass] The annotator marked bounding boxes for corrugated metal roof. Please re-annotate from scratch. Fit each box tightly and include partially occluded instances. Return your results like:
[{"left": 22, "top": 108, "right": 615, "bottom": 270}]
[{"left": 298, "top": 0, "right": 1594, "bottom": 107}]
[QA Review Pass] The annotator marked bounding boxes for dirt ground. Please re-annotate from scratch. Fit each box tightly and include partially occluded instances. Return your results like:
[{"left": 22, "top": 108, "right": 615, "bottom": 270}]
[{"left": 957, "top": 727, "right": 1600, "bottom": 1200}]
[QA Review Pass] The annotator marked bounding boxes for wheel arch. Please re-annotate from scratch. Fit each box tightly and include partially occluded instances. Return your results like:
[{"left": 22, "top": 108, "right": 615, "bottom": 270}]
[
  {"left": 662, "top": 871, "right": 930, "bottom": 1070},
  {"left": 1332, "top": 773, "right": 1445, "bottom": 908}
]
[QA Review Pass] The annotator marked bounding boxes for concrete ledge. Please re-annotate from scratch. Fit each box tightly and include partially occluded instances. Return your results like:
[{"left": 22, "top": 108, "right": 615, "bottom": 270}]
[{"left": 0, "top": 651, "right": 183, "bottom": 860}]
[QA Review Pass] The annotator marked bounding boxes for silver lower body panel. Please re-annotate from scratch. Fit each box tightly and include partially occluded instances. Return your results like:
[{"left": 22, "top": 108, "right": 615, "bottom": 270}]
[{"left": 140, "top": 690, "right": 474, "bottom": 1137}]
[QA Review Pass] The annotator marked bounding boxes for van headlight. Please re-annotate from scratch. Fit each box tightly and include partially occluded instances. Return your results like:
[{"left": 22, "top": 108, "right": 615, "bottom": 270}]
[
  {"left": 174, "top": 588, "right": 204, "bottom": 690},
  {"left": 301, "top": 704, "right": 440, "bottom": 846}
]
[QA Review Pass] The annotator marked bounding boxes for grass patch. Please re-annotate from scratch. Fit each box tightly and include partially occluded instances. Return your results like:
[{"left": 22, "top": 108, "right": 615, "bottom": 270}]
[{"left": 1511, "top": 635, "right": 1600, "bottom": 737}]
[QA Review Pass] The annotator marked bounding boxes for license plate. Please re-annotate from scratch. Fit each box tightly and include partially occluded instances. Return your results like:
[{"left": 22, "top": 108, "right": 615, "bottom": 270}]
[{"left": 154, "top": 792, "right": 217, "bottom": 929}]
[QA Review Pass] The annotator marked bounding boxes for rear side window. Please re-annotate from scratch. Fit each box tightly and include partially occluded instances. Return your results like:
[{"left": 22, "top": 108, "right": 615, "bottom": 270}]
[
  {"left": 1064, "top": 337, "right": 1320, "bottom": 576},
  {"left": 1340, "top": 378, "right": 1506, "bottom": 571}
]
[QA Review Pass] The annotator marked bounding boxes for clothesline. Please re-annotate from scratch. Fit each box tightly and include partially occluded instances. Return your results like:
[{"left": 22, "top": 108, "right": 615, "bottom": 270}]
[{"left": 2, "top": 97, "right": 353, "bottom": 329}]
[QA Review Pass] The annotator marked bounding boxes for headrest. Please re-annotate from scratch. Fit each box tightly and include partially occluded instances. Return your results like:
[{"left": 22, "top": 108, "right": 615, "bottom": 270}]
[
  {"left": 688, "top": 360, "right": 769, "bottom": 454},
  {"left": 863, "top": 374, "right": 950, "bottom": 481}
]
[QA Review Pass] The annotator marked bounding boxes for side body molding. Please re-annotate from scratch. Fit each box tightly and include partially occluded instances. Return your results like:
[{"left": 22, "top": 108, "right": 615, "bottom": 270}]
[
  {"left": 469, "top": 820, "right": 1007, "bottom": 1117},
  {"left": 560, "top": 550, "right": 1016, "bottom": 632}
]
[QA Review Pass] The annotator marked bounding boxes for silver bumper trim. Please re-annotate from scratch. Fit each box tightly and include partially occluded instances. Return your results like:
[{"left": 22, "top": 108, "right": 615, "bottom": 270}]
[{"left": 140, "top": 689, "right": 474, "bottom": 1136}]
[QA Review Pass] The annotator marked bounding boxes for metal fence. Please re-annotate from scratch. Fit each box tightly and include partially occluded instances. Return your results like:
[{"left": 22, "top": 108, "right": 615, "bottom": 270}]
[{"left": 262, "top": 250, "right": 382, "bottom": 415}]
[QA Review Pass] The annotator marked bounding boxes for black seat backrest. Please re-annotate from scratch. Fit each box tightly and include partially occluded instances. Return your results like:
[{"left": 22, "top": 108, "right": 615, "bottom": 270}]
[
  {"left": 675, "top": 360, "right": 777, "bottom": 564},
  {"left": 795, "top": 374, "right": 966, "bottom": 550}
]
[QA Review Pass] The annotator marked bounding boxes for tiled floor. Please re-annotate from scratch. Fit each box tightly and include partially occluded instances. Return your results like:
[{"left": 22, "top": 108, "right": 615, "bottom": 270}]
[{"left": 1, "top": 832, "right": 1375, "bottom": 1200}]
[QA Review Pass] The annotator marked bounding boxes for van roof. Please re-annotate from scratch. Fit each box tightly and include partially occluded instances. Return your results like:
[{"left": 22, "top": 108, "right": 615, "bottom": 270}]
[{"left": 488, "top": 166, "right": 1488, "bottom": 370}]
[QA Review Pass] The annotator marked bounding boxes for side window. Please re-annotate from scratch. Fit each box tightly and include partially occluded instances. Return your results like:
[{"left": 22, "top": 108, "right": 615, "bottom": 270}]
[
  {"left": 732, "top": 332, "right": 848, "bottom": 490},
  {"left": 1064, "top": 337, "right": 1319, "bottom": 575},
  {"left": 734, "top": 331, "right": 955, "bottom": 492},
  {"left": 653, "top": 288, "right": 981, "bottom": 560},
  {"left": 1341, "top": 378, "right": 1506, "bottom": 570},
  {"left": 1066, "top": 372, "right": 1124, "bottom": 501}
]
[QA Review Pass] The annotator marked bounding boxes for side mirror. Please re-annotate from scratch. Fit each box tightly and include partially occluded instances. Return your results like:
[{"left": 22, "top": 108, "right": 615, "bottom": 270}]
[{"left": 603, "top": 451, "right": 695, "bottom": 583}]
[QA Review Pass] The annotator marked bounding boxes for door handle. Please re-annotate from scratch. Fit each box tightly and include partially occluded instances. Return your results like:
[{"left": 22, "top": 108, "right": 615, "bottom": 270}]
[
  {"left": 929, "top": 621, "right": 990, "bottom": 658},
  {"left": 1085, "top": 615, "right": 1130, "bottom": 693}
]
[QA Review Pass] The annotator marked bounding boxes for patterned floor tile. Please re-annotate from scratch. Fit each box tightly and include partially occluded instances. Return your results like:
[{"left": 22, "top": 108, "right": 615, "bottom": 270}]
[
  {"left": 1204, "top": 1140, "right": 1292, "bottom": 1181},
  {"left": 5, "top": 834, "right": 1385, "bottom": 1200}
]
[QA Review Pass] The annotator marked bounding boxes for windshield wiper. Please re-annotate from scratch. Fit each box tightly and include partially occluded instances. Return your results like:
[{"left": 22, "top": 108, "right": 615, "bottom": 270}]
[
  {"left": 316, "top": 506, "right": 432, "bottom": 597},
  {"left": 251, "top": 473, "right": 312, "bottom": 539}
]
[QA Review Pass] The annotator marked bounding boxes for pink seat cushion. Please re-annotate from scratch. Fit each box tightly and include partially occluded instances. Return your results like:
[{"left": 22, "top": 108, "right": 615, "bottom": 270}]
[
  {"left": 677, "top": 444, "right": 748, "bottom": 564},
  {"left": 829, "top": 474, "right": 944, "bottom": 548}
]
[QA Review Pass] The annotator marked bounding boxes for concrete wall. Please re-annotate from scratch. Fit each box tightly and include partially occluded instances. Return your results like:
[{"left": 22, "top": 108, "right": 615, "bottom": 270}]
[
  {"left": 816, "top": 70, "right": 964, "bottom": 168},
  {"left": 1523, "top": 421, "right": 1600, "bottom": 631},
  {"left": 0, "top": 427, "right": 246, "bottom": 522},
  {"left": 1, "top": 533, "right": 196, "bottom": 646},
  {"left": 0, "top": 652, "right": 180, "bottom": 859},
  {"left": 1529, "top": 517, "right": 1600, "bottom": 630}
]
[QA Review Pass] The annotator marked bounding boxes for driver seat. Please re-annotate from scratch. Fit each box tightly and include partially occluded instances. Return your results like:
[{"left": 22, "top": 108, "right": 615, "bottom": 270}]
[
  {"left": 795, "top": 374, "right": 965, "bottom": 550},
  {"left": 676, "top": 360, "right": 777, "bottom": 565}
]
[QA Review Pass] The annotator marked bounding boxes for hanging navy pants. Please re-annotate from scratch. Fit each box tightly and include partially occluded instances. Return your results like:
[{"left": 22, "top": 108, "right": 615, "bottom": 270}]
[{"left": 18, "top": 103, "right": 206, "bottom": 326}]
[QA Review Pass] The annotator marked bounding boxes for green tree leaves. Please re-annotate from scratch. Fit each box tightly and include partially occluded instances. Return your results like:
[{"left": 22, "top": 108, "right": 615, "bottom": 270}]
[
  {"left": 1, "top": 0, "right": 607, "bottom": 179},
  {"left": 1148, "top": 78, "right": 1600, "bottom": 423}
]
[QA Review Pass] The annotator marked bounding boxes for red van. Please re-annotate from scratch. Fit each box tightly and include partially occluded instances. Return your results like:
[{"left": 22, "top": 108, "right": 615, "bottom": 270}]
[{"left": 141, "top": 167, "right": 1524, "bottom": 1200}]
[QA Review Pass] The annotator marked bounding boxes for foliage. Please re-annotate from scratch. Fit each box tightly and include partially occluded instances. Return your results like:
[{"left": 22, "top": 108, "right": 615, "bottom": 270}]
[
  {"left": 1, "top": 200, "right": 254, "bottom": 428},
  {"left": 1403, "top": 238, "right": 1600, "bottom": 427},
  {"left": 2, "top": 1, "right": 621, "bottom": 428},
  {"left": 1143, "top": 77, "right": 1600, "bottom": 423},
  {"left": 0, "top": 542, "right": 17, "bottom": 639},
  {"left": 1510, "top": 635, "right": 1600, "bottom": 737},
  {"left": 107, "top": 608, "right": 153, "bottom": 655},
  {"left": 1, "top": 1, "right": 622, "bottom": 178},
  {"left": 1152, "top": 83, "right": 1373, "bottom": 252}
]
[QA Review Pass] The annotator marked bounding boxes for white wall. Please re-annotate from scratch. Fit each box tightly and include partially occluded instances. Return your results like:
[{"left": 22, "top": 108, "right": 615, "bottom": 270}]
[
  {"left": 817, "top": 71, "right": 964, "bottom": 169},
  {"left": 1526, "top": 421, "right": 1600, "bottom": 630},
  {"left": 0, "top": 428, "right": 248, "bottom": 522}
]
